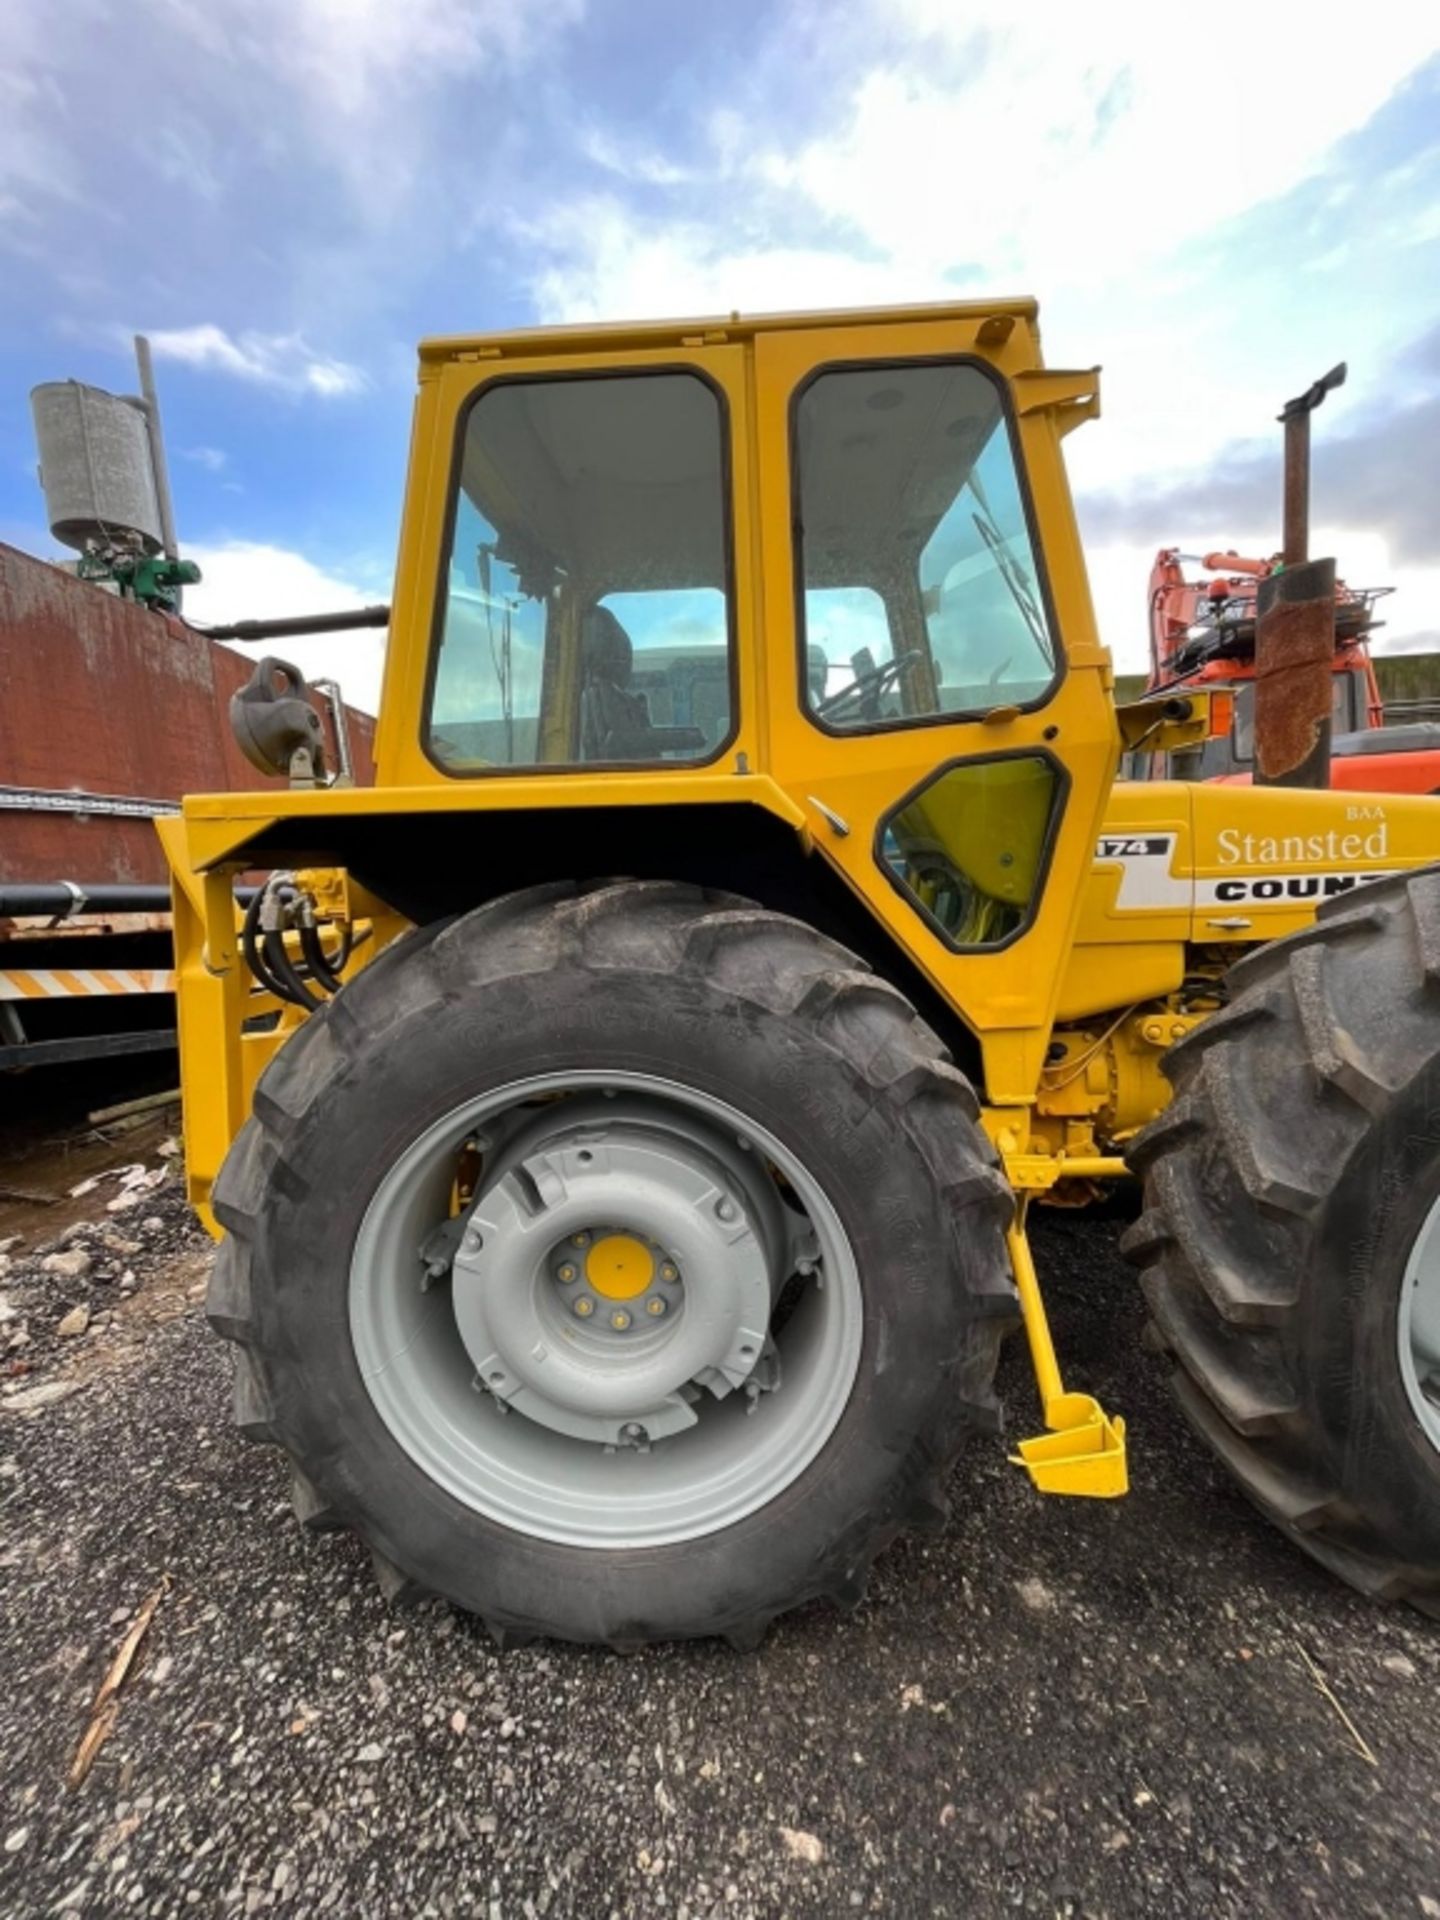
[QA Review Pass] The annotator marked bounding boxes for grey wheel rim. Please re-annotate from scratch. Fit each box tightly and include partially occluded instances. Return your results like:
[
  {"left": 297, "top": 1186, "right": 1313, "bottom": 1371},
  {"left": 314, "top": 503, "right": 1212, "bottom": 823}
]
[
  {"left": 349, "top": 1070, "right": 864, "bottom": 1548},
  {"left": 1400, "top": 1197, "right": 1440, "bottom": 1454}
]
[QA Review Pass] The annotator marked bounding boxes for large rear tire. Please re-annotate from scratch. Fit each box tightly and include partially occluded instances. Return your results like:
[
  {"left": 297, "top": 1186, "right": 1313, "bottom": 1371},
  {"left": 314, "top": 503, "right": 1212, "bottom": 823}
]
[
  {"left": 1125, "top": 869, "right": 1440, "bottom": 1613},
  {"left": 210, "top": 881, "right": 1016, "bottom": 1647}
]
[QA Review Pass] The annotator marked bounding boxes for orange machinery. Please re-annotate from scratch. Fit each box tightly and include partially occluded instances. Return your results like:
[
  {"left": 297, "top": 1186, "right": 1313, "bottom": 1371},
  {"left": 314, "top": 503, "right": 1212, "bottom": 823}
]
[{"left": 1129, "top": 548, "right": 1440, "bottom": 793}]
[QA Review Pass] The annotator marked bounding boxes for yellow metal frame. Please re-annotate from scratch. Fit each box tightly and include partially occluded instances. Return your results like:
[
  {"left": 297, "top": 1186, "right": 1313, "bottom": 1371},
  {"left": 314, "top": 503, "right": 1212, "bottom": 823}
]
[{"left": 160, "top": 298, "right": 1440, "bottom": 1502}]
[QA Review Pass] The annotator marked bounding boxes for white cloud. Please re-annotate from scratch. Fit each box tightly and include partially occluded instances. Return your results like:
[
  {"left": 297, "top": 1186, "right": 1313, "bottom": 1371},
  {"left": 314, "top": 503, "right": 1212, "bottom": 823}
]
[
  {"left": 760, "top": 3, "right": 1438, "bottom": 289},
  {"left": 158, "top": 0, "right": 572, "bottom": 116},
  {"left": 579, "top": 130, "right": 696, "bottom": 189},
  {"left": 0, "top": 5, "right": 86, "bottom": 237},
  {"left": 180, "top": 445, "right": 227, "bottom": 472},
  {"left": 265, "top": 0, "right": 575, "bottom": 119},
  {"left": 184, "top": 539, "right": 388, "bottom": 710},
  {"left": 142, "top": 325, "right": 366, "bottom": 397},
  {"left": 158, "top": 0, "right": 584, "bottom": 219},
  {"left": 524, "top": 198, "right": 906, "bottom": 326},
  {"left": 149, "top": 117, "right": 223, "bottom": 203},
  {"left": 525, "top": 3, "right": 1440, "bottom": 333}
]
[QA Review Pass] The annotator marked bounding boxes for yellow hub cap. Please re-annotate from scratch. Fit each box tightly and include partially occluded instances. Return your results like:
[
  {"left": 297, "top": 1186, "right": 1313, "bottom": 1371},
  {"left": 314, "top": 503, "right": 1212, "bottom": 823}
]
[{"left": 584, "top": 1233, "right": 656, "bottom": 1301}]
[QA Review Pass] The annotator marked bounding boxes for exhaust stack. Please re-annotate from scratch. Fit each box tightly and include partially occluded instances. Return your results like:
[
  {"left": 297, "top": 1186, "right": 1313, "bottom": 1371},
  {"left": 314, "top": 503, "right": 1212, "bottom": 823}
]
[{"left": 1253, "top": 363, "right": 1345, "bottom": 789}]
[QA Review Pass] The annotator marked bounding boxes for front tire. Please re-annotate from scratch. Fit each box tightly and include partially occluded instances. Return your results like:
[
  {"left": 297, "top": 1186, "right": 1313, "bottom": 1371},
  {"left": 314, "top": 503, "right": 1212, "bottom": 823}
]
[
  {"left": 210, "top": 881, "right": 1015, "bottom": 1647},
  {"left": 1126, "top": 869, "right": 1440, "bottom": 1613}
]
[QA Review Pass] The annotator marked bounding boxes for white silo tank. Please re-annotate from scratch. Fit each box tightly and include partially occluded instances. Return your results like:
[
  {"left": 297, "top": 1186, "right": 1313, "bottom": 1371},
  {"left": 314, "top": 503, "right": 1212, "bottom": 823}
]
[{"left": 30, "top": 380, "right": 164, "bottom": 555}]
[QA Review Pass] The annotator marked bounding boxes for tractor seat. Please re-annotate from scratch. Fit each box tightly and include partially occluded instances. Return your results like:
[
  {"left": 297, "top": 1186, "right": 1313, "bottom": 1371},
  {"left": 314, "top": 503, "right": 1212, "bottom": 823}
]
[{"left": 580, "top": 606, "right": 705, "bottom": 762}]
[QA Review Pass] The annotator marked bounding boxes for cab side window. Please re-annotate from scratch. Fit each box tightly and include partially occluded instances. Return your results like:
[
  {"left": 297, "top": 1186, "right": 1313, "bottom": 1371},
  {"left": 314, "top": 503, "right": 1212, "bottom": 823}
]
[
  {"left": 429, "top": 373, "right": 733, "bottom": 771},
  {"left": 794, "top": 361, "right": 1058, "bottom": 732}
]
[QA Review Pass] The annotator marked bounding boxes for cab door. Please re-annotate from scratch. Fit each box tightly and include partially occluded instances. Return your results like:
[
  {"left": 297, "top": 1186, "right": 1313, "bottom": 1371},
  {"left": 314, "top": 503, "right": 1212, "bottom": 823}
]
[{"left": 750, "top": 315, "right": 1119, "bottom": 1103}]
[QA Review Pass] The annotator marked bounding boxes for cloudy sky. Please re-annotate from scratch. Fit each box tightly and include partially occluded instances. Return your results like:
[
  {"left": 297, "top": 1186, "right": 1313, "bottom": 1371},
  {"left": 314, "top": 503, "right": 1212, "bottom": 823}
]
[{"left": 3, "top": 0, "right": 1438, "bottom": 709}]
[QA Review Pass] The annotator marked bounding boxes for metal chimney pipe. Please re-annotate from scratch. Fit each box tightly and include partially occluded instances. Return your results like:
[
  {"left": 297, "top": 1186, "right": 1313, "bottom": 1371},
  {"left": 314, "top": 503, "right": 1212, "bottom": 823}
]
[
  {"left": 1253, "top": 364, "right": 1346, "bottom": 790},
  {"left": 133, "top": 335, "right": 180, "bottom": 562}
]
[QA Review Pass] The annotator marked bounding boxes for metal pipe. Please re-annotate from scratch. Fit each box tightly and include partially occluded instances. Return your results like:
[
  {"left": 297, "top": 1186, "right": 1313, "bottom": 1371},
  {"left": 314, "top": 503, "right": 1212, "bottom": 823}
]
[
  {"left": 0, "top": 882, "right": 257, "bottom": 918},
  {"left": 0, "top": 883, "right": 173, "bottom": 917},
  {"left": 0, "top": 785, "right": 179, "bottom": 820},
  {"left": 133, "top": 335, "right": 180, "bottom": 562},
  {"left": 1278, "top": 362, "right": 1345, "bottom": 568},
  {"left": 1255, "top": 364, "right": 1347, "bottom": 789},
  {"left": 0, "top": 1029, "right": 178, "bottom": 1071},
  {"left": 312, "top": 678, "right": 356, "bottom": 784},
  {"left": 1282, "top": 409, "right": 1311, "bottom": 567},
  {"left": 199, "top": 605, "right": 390, "bottom": 642}
]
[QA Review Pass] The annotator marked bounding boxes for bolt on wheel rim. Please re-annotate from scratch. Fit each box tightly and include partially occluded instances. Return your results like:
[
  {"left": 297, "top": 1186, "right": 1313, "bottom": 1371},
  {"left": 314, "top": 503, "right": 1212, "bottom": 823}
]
[
  {"left": 1400, "top": 1197, "right": 1440, "bottom": 1455},
  {"left": 349, "top": 1071, "right": 863, "bottom": 1548}
]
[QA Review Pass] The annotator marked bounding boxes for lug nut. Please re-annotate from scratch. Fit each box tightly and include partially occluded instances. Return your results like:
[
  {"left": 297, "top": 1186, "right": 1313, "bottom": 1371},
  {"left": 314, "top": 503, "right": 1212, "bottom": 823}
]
[
  {"left": 659, "top": 1262, "right": 678, "bottom": 1284},
  {"left": 715, "top": 1198, "right": 736, "bottom": 1222},
  {"left": 610, "top": 1309, "right": 632, "bottom": 1331},
  {"left": 557, "top": 1262, "right": 577, "bottom": 1283},
  {"left": 571, "top": 1232, "right": 591, "bottom": 1248},
  {"left": 573, "top": 1296, "right": 595, "bottom": 1318},
  {"left": 645, "top": 1296, "right": 667, "bottom": 1317}
]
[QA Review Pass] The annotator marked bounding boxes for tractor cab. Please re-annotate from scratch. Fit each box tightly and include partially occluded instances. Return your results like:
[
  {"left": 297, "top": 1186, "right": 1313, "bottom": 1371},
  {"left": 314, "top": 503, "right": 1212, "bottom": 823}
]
[{"left": 410, "top": 340, "right": 1083, "bottom": 776}]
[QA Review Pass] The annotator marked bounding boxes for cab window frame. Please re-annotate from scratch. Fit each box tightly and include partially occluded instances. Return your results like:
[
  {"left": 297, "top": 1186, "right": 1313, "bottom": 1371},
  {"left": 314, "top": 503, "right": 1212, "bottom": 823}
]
[
  {"left": 873, "top": 746, "right": 1071, "bottom": 954},
  {"left": 789, "top": 354, "right": 1068, "bottom": 741},
  {"left": 421, "top": 363, "right": 741, "bottom": 779}
]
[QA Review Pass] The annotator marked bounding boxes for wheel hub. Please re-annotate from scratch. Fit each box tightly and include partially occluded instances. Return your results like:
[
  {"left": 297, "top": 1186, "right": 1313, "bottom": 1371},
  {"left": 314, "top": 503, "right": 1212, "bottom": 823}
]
[
  {"left": 553, "top": 1229, "right": 680, "bottom": 1333},
  {"left": 349, "top": 1069, "right": 863, "bottom": 1549},
  {"left": 584, "top": 1232, "right": 656, "bottom": 1300},
  {"left": 450, "top": 1101, "right": 777, "bottom": 1446}
]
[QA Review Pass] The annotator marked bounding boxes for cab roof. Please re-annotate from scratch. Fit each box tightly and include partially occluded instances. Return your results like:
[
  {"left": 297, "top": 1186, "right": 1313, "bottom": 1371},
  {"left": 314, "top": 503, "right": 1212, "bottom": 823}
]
[{"left": 418, "top": 298, "right": 1041, "bottom": 367}]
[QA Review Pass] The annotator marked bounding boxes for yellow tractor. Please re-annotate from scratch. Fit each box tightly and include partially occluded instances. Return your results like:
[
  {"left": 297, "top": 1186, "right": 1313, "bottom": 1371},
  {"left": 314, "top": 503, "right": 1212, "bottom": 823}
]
[{"left": 160, "top": 302, "right": 1440, "bottom": 1646}]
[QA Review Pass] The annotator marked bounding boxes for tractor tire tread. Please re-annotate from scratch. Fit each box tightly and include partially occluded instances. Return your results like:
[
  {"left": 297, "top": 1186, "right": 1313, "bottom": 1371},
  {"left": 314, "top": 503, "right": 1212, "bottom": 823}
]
[
  {"left": 1129, "top": 869, "right": 1440, "bottom": 1614},
  {"left": 212, "top": 879, "right": 1013, "bottom": 1648}
]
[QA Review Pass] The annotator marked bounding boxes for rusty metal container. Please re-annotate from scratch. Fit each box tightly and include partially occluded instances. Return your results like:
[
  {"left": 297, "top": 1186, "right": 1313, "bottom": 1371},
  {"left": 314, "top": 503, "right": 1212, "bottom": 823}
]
[
  {"left": 0, "top": 542, "right": 375, "bottom": 886},
  {"left": 0, "top": 542, "right": 378, "bottom": 1068}
]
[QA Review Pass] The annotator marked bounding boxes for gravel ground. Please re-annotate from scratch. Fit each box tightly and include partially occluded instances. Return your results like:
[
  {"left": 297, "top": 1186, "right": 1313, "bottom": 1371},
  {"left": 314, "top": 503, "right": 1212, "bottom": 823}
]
[{"left": 3, "top": 1165, "right": 1440, "bottom": 1920}]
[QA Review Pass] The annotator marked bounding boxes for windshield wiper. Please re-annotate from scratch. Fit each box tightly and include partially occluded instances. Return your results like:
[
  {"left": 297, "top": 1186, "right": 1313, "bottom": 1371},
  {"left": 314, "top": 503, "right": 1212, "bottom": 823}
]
[{"left": 971, "top": 509, "right": 1053, "bottom": 666}]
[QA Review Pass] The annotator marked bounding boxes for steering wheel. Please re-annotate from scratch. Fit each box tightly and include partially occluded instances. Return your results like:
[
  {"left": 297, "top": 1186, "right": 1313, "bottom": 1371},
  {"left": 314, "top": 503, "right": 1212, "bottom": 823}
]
[{"left": 813, "top": 649, "right": 927, "bottom": 725}]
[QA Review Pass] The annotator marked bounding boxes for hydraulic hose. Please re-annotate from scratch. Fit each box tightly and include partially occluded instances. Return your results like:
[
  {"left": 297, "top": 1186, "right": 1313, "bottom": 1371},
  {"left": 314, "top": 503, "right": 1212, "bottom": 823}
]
[
  {"left": 241, "top": 887, "right": 277, "bottom": 996},
  {"left": 241, "top": 874, "right": 358, "bottom": 1009},
  {"left": 262, "top": 926, "right": 324, "bottom": 1012},
  {"left": 243, "top": 881, "right": 322, "bottom": 1010},
  {"left": 299, "top": 920, "right": 345, "bottom": 995}
]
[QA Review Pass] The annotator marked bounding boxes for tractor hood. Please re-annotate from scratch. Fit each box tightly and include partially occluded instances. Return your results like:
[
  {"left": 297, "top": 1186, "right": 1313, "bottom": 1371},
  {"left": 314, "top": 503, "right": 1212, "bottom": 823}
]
[{"left": 1086, "top": 778, "right": 1437, "bottom": 945}]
